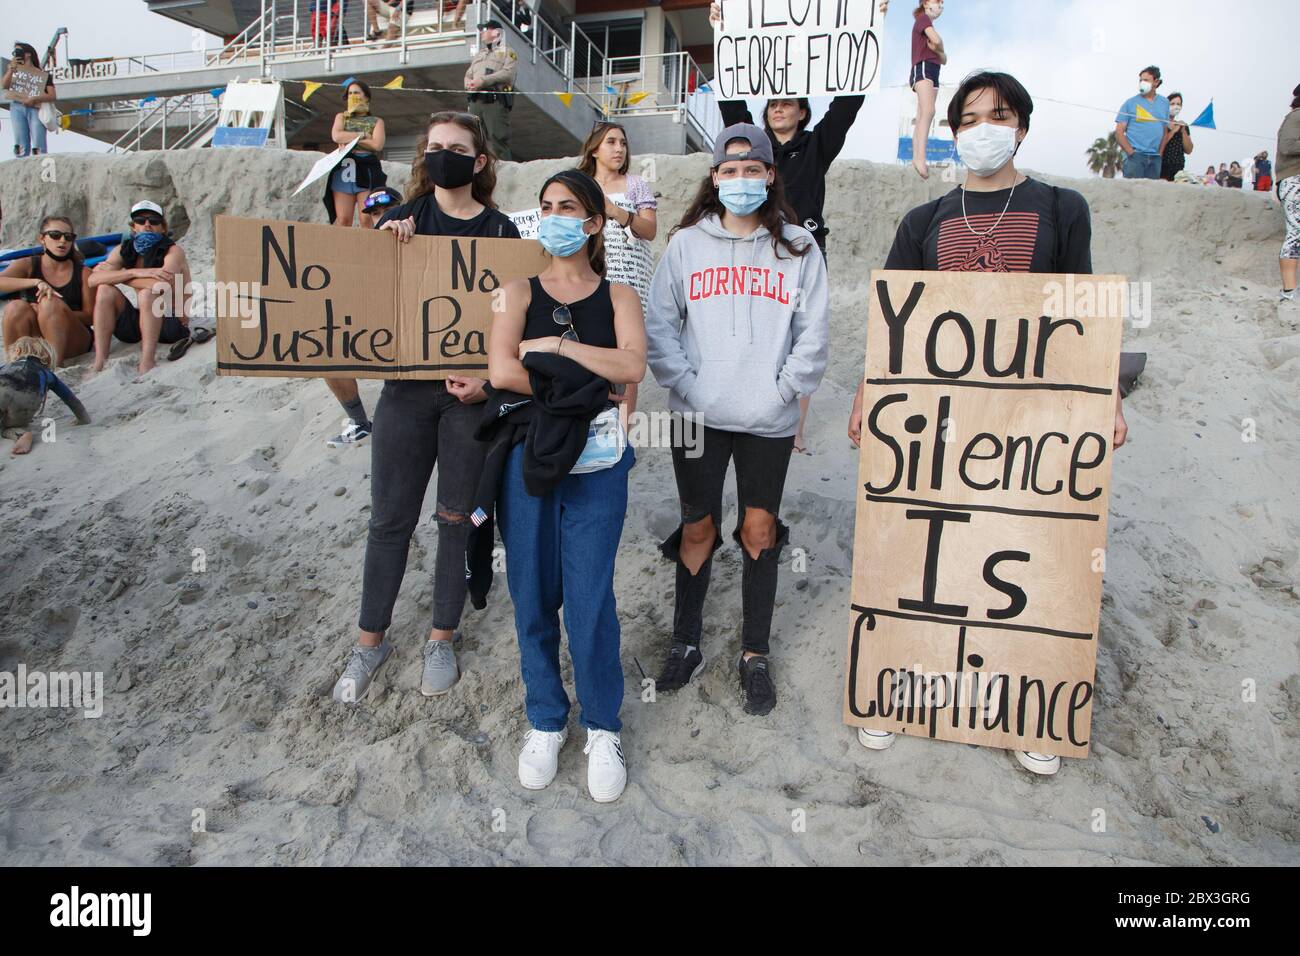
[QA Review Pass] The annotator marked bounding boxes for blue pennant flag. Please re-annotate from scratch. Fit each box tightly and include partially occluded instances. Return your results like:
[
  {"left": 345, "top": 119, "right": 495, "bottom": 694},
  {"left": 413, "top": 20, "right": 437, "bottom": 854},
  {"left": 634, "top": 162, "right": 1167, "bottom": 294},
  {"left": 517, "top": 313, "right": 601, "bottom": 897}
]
[
  {"left": 210, "top": 87, "right": 226, "bottom": 98},
  {"left": 697, "top": 82, "right": 711, "bottom": 93},
  {"left": 1189, "top": 101, "right": 1216, "bottom": 129},
  {"left": 139, "top": 95, "right": 158, "bottom": 106}
]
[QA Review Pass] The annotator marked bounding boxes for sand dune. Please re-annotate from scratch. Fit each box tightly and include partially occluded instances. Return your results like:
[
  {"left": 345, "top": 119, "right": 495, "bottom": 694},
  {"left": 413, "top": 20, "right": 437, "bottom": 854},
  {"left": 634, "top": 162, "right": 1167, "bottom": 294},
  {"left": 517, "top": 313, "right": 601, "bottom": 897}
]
[{"left": 0, "top": 150, "right": 1296, "bottom": 865}]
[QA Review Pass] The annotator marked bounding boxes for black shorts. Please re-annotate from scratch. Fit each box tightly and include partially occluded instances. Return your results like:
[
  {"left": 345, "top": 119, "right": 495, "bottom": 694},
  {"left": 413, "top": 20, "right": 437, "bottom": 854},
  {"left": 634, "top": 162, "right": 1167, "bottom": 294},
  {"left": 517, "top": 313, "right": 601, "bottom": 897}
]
[
  {"left": 669, "top": 422, "right": 794, "bottom": 539},
  {"left": 909, "top": 60, "right": 940, "bottom": 90},
  {"left": 114, "top": 302, "right": 188, "bottom": 344}
]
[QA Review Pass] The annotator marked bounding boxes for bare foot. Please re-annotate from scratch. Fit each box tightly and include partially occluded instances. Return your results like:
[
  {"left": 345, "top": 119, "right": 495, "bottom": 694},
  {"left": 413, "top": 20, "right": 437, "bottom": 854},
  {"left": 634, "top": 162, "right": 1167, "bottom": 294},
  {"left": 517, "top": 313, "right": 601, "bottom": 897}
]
[
  {"left": 12, "top": 432, "right": 33, "bottom": 455},
  {"left": 136, "top": 358, "right": 157, "bottom": 378},
  {"left": 912, "top": 156, "right": 930, "bottom": 180}
]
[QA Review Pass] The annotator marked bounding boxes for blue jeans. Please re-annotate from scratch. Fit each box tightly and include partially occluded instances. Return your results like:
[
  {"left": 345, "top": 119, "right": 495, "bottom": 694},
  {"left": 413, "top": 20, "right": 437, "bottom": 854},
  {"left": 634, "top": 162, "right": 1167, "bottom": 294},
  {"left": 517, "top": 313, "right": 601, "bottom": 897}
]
[
  {"left": 497, "top": 441, "right": 634, "bottom": 733},
  {"left": 10, "top": 102, "right": 47, "bottom": 156},
  {"left": 1122, "top": 151, "right": 1161, "bottom": 179}
]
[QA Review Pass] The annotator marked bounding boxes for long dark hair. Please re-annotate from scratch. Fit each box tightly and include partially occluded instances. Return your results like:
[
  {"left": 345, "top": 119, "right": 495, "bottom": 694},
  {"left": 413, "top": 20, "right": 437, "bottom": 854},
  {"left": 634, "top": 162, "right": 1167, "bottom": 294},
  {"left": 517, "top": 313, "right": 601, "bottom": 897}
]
[
  {"left": 539, "top": 169, "right": 606, "bottom": 277},
  {"left": 12, "top": 42, "right": 41, "bottom": 68},
  {"left": 673, "top": 165, "right": 809, "bottom": 260},
  {"left": 408, "top": 111, "right": 499, "bottom": 209},
  {"left": 578, "top": 122, "right": 629, "bottom": 177}
]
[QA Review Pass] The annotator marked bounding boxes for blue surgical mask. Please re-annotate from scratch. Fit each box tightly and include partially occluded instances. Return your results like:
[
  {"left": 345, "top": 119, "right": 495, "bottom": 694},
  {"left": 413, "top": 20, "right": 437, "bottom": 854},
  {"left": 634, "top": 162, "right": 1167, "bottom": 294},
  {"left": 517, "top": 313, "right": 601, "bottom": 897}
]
[
  {"left": 537, "top": 214, "right": 591, "bottom": 258},
  {"left": 717, "top": 178, "right": 768, "bottom": 215},
  {"left": 132, "top": 231, "right": 165, "bottom": 254}
]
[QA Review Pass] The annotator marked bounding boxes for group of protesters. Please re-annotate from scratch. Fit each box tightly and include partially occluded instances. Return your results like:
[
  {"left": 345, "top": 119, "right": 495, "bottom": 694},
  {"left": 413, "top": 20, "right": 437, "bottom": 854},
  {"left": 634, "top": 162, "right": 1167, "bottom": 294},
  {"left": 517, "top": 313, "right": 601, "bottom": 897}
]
[{"left": 5, "top": 7, "right": 1299, "bottom": 805}]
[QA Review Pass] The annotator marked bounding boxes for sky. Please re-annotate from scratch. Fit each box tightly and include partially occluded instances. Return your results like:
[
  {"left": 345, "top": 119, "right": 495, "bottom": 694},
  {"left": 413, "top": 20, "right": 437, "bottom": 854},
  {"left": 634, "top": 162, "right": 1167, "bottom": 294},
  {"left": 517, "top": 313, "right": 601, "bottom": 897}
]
[{"left": 1, "top": 0, "right": 1293, "bottom": 176}]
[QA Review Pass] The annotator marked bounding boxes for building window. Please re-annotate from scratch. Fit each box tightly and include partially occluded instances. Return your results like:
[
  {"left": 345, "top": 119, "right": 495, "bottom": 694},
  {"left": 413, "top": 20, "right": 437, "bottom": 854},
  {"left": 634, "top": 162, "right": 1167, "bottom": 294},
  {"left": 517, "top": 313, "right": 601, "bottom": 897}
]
[{"left": 572, "top": 16, "right": 643, "bottom": 78}]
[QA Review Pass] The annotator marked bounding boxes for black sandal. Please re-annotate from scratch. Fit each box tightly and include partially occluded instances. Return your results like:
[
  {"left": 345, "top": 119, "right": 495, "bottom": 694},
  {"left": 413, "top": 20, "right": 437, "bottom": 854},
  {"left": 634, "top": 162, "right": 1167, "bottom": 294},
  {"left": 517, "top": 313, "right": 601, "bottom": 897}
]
[{"left": 168, "top": 336, "right": 193, "bottom": 361}]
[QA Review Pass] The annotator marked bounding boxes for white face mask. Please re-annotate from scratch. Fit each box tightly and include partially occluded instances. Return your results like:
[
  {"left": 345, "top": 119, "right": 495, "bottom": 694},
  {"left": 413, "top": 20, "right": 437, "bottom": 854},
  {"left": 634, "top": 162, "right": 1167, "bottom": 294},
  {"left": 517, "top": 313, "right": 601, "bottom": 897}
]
[
  {"left": 1170, "top": 103, "right": 1182, "bottom": 117},
  {"left": 957, "top": 122, "right": 1019, "bottom": 177},
  {"left": 925, "top": 2, "right": 943, "bottom": 18},
  {"left": 1139, "top": 80, "right": 1153, "bottom": 95}
]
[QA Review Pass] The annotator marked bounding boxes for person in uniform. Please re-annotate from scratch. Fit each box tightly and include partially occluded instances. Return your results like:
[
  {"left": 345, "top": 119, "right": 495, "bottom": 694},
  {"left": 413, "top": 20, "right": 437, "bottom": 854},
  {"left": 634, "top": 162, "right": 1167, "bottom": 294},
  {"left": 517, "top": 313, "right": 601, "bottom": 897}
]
[{"left": 465, "top": 19, "right": 517, "bottom": 161}]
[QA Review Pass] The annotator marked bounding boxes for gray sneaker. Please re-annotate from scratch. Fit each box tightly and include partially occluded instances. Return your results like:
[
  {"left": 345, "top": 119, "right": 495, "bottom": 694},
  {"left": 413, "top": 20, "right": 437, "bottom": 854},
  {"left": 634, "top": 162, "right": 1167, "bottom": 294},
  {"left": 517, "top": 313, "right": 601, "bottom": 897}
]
[
  {"left": 331, "top": 641, "right": 393, "bottom": 704},
  {"left": 421, "top": 638, "right": 459, "bottom": 696}
]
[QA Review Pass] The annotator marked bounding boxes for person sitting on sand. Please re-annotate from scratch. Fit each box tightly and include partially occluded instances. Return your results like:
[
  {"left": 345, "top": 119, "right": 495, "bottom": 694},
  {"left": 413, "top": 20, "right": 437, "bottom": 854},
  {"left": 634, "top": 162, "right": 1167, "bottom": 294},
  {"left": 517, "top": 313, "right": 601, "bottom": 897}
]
[
  {"left": 846, "top": 70, "right": 1128, "bottom": 777},
  {"left": 0, "top": 214, "right": 96, "bottom": 364},
  {"left": 0, "top": 336, "right": 89, "bottom": 455},
  {"left": 88, "top": 201, "right": 192, "bottom": 378}
]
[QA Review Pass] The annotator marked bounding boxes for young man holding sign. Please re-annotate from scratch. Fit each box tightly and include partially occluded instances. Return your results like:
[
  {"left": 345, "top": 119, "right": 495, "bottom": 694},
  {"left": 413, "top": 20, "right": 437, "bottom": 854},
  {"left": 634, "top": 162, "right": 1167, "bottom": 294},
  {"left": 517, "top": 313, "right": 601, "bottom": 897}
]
[{"left": 846, "top": 71, "right": 1128, "bottom": 776}]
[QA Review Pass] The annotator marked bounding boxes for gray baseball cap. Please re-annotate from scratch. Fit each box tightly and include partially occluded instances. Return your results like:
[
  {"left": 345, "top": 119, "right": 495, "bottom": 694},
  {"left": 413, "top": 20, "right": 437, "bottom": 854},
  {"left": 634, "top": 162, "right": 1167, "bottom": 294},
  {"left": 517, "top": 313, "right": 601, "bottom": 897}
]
[{"left": 711, "top": 123, "right": 774, "bottom": 167}]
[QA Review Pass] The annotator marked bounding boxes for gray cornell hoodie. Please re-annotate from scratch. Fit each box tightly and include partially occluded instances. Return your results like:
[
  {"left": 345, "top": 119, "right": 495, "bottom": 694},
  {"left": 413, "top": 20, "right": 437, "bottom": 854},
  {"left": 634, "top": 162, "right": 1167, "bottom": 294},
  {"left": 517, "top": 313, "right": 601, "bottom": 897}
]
[{"left": 644, "top": 214, "right": 830, "bottom": 438}]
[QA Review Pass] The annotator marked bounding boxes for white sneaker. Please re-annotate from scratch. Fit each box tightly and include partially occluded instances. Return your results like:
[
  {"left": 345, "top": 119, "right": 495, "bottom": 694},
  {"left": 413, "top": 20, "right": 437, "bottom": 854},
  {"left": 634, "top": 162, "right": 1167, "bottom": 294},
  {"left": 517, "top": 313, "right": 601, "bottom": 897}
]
[
  {"left": 518, "top": 728, "right": 567, "bottom": 790},
  {"left": 857, "top": 727, "right": 896, "bottom": 751},
  {"left": 583, "top": 729, "right": 627, "bottom": 803},
  {"left": 1015, "top": 750, "right": 1062, "bottom": 776}
]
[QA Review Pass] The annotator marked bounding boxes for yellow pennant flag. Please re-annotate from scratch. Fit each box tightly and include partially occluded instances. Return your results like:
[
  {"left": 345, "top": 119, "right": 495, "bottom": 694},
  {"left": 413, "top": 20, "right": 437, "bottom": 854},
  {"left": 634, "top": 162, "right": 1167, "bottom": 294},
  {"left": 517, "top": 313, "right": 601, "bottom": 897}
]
[
  {"left": 302, "top": 80, "right": 323, "bottom": 101},
  {"left": 557, "top": 92, "right": 573, "bottom": 108},
  {"left": 59, "top": 114, "right": 72, "bottom": 130},
  {"left": 626, "top": 91, "right": 649, "bottom": 106},
  {"left": 382, "top": 75, "right": 404, "bottom": 90},
  {"left": 1134, "top": 103, "right": 1157, "bottom": 122}
]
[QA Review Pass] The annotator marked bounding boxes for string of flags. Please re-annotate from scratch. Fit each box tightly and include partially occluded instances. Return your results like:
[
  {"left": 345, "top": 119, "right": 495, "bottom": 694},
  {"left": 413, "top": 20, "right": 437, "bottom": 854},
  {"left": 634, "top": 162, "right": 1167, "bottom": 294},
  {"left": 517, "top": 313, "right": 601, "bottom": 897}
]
[
  {"left": 1132, "top": 99, "right": 1215, "bottom": 129},
  {"left": 290, "top": 76, "right": 663, "bottom": 111},
  {"left": 87, "top": 78, "right": 1253, "bottom": 138}
]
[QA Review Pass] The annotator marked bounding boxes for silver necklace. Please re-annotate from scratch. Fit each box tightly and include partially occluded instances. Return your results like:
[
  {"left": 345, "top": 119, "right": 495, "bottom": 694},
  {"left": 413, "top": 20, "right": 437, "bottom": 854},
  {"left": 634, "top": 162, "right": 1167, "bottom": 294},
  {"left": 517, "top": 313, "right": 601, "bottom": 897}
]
[{"left": 961, "top": 177, "right": 1019, "bottom": 238}]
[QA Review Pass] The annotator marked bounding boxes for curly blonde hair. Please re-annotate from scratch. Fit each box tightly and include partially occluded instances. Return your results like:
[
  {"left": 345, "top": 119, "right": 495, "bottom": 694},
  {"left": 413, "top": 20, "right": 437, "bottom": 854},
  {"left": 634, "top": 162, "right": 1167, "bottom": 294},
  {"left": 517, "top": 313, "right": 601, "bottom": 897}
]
[{"left": 7, "top": 336, "right": 59, "bottom": 368}]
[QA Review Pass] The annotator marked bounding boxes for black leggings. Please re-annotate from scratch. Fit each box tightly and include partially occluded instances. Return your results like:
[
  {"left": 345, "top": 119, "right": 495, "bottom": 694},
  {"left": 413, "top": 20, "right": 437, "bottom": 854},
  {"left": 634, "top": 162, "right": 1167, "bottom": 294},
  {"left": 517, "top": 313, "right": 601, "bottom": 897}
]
[{"left": 358, "top": 380, "right": 487, "bottom": 634}]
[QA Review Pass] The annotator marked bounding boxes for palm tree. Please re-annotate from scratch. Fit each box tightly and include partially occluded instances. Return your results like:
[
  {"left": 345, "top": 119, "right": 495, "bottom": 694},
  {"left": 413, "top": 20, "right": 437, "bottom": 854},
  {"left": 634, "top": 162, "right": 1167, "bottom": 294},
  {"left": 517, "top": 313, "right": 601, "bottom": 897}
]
[{"left": 1086, "top": 131, "right": 1124, "bottom": 179}]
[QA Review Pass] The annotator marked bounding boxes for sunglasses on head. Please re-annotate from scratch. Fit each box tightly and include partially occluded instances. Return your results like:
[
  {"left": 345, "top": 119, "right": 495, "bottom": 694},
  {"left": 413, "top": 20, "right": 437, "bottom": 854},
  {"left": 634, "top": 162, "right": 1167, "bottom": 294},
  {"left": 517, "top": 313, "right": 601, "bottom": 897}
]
[
  {"left": 42, "top": 230, "right": 76, "bottom": 242},
  {"left": 132, "top": 214, "right": 164, "bottom": 226},
  {"left": 552, "top": 303, "right": 581, "bottom": 343},
  {"left": 363, "top": 192, "right": 395, "bottom": 210}
]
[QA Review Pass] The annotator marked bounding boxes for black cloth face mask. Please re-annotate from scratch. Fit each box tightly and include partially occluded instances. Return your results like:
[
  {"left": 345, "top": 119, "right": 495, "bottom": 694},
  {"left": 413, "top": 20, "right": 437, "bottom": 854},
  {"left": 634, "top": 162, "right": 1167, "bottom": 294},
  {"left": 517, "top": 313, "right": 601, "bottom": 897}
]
[{"left": 424, "top": 149, "right": 478, "bottom": 189}]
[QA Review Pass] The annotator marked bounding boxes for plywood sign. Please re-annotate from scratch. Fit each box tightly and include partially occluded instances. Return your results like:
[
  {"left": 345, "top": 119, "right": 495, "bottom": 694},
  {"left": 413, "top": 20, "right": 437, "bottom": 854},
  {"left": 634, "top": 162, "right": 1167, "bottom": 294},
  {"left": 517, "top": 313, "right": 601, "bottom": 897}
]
[
  {"left": 843, "top": 270, "right": 1124, "bottom": 759},
  {"left": 214, "top": 216, "right": 549, "bottom": 379},
  {"left": 5, "top": 65, "right": 48, "bottom": 100},
  {"left": 713, "top": 0, "right": 884, "bottom": 99}
]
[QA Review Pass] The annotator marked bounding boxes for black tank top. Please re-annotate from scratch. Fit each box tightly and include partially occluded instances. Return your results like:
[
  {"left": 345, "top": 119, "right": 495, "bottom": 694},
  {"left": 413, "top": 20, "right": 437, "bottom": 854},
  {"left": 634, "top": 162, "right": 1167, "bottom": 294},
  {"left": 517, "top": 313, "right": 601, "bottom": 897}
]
[
  {"left": 29, "top": 255, "right": 84, "bottom": 312},
  {"left": 524, "top": 276, "right": 617, "bottom": 348}
]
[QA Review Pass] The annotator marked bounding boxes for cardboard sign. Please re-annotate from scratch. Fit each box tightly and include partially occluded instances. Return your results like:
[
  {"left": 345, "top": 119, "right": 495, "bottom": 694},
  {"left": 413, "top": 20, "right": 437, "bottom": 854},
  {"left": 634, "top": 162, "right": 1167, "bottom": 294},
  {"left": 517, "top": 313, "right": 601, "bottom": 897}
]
[
  {"left": 214, "top": 216, "right": 549, "bottom": 379},
  {"left": 713, "top": 0, "right": 884, "bottom": 99},
  {"left": 5, "top": 65, "right": 48, "bottom": 101},
  {"left": 843, "top": 270, "right": 1124, "bottom": 759},
  {"left": 507, "top": 207, "right": 541, "bottom": 240}
]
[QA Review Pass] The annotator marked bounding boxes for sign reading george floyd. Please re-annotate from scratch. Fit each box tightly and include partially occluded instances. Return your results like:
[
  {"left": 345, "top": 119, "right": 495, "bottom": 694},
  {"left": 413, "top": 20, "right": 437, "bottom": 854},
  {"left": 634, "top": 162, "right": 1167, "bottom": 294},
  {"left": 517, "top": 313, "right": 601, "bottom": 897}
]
[
  {"left": 713, "top": 0, "right": 884, "bottom": 99},
  {"left": 843, "top": 270, "right": 1125, "bottom": 759},
  {"left": 5, "top": 65, "right": 49, "bottom": 101},
  {"left": 214, "top": 216, "right": 549, "bottom": 379}
]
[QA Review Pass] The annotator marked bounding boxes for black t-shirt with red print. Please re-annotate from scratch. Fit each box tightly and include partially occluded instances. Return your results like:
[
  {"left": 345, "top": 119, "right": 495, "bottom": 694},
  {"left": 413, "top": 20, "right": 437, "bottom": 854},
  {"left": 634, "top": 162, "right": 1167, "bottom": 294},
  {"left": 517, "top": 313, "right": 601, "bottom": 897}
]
[{"left": 885, "top": 177, "right": 1092, "bottom": 275}]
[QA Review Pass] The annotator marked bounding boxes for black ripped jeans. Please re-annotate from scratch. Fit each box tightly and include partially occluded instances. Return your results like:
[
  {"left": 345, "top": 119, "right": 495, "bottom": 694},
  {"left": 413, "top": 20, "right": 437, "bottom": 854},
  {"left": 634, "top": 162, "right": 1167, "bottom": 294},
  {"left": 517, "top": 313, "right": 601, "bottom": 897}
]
[
  {"left": 359, "top": 380, "right": 487, "bottom": 634},
  {"left": 660, "top": 422, "right": 794, "bottom": 655}
]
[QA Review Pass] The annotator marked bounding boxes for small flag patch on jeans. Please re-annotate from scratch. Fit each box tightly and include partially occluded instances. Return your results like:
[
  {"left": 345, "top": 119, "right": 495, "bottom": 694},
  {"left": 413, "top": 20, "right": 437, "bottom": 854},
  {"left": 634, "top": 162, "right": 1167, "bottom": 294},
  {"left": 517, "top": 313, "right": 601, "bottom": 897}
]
[{"left": 471, "top": 507, "right": 488, "bottom": 527}]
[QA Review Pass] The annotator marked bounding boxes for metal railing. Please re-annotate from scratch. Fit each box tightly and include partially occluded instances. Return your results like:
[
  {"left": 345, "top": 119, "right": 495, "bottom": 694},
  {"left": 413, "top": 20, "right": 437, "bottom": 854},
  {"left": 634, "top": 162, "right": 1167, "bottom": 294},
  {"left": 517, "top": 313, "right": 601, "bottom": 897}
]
[
  {"left": 601, "top": 51, "right": 721, "bottom": 148},
  {"left": 60, "top": 0, "right": 719, "bottom": 151},
  {"left": 105, "top": 93, "right": 221, "bottom": 153}
]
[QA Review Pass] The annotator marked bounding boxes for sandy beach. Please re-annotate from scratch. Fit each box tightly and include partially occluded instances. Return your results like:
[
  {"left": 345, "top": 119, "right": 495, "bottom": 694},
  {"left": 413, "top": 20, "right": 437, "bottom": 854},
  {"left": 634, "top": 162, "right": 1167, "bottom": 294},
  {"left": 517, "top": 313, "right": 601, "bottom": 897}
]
[{"left": 0, "top": 149, "right": 1296, "bottom": 865}]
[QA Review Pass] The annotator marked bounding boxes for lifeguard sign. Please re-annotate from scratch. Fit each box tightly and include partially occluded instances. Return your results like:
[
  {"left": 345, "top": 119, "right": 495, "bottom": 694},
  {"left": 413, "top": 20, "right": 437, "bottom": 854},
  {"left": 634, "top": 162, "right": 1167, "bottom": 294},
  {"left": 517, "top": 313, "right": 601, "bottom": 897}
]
[{"left": 213, "top": 80, "right": 286, "bottom": 149}]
